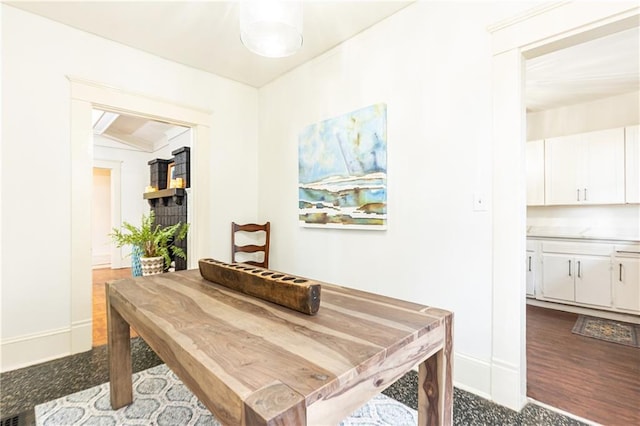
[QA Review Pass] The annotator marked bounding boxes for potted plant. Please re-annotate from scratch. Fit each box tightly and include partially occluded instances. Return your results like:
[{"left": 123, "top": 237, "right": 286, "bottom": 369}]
[{"left": 110, "top": 211, "right": 189, "bottom": 276}]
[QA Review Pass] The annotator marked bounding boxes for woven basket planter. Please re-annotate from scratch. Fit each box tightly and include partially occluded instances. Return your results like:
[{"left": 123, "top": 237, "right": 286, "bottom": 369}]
[{"left": 140, "top": 256, "right": 164, "bottom": 276}]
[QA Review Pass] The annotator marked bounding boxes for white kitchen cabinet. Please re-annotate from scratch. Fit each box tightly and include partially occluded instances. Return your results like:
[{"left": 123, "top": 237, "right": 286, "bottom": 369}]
[
  {"left": 625, "top": 125, "right": 639, "bottom": 203},
  {"left": 526, "top": 140, "right": 544, "bottom": 206},
  {"left": 612, "top": 245, "right": 640, "bottom": 313},
  {"left": 526, "top": 250, "right": 535, "bottom": 297},
  {"left": 574, "top": 255, "right": 612, "bottom": 307},
  {"left": 539, "top": 241, "right": 612, "bottom": 308},
  {"left": 541, "top": 253, "right": 575, "bottom": 301},
  {"left": 545, "top": 128, "right": 625, "bottom": 205},
  {"left": 526, "top": 140, "right": 545, "bottom": 206}
]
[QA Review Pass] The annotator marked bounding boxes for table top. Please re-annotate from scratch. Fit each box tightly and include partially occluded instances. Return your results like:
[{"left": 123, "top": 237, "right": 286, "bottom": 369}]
[{"left": 108, "top": 269, "right": 451, "bottom": 424}]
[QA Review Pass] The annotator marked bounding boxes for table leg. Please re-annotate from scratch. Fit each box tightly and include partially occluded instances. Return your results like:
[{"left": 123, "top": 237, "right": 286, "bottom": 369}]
[
  {"left": 106, "top": 283, "right": 132, "bottom": 409},
  {"left": 418, "top": 315, "right": 453, "bottom": 425}
]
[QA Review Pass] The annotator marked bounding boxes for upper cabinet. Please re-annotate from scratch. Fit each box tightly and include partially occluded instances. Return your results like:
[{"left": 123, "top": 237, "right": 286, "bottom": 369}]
[
  {"left": 625, "top": 125, "right": 639, "bottom": 203},
  {"left": 544, "top": 127, "right": 625, "bottom": 205},
  {"left": 526, "top": 139, "right": 545, "bottom": 206}
]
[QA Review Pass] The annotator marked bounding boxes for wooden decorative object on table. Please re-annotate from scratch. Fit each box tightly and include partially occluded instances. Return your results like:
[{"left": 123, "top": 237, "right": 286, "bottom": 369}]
[{"left": 199, "top": 258, "right": 321, "bottom": 315}]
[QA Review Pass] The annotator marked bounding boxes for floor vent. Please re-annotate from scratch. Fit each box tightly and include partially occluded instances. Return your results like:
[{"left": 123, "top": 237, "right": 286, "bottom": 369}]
[
  {"left": 0, "top": 415, "right": 19, "bottom": 426},
  {"left": 1, "top": 411, "right": 33, "bottom": 426}
]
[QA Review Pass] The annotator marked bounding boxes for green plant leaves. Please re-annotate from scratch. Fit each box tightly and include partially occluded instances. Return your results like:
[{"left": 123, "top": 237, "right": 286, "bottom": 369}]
[{"left": 109, "top": 211, "right": 189, "bottom": 269}]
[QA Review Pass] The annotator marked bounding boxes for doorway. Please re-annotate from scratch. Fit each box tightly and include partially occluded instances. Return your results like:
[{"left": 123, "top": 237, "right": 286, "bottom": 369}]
[
  {"left": 89, "top": 110, "right": 192, "bottom": 346},
  {"left": 522, "top": 26, "right": 639, "bottom": 424},
  {"left": 488, "top": 2, "right": 639, "bottom": 413},
  {"left": 69, "top": 78, "right": 213, "bottom": 355}
]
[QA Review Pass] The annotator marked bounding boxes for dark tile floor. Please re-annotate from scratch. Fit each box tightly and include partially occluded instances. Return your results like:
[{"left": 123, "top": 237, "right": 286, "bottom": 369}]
[{"left": 1, "top": 338, "right": 586, "bottom": 425}]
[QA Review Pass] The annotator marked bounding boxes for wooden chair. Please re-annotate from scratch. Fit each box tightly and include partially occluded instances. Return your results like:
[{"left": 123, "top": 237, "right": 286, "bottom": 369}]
[{"left": 231, "top": 222, "right": 270, "bottom": 268}]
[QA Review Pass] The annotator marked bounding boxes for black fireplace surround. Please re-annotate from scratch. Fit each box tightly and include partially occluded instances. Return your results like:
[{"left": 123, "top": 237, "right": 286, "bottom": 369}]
[{"left": 146, "top": 147, "right": 190, "bottom": 271}]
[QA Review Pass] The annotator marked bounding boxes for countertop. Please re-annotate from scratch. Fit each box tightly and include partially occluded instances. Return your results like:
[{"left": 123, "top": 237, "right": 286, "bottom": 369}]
[{"left": 526, "top": 227, "right": 640, "bottom": 243}]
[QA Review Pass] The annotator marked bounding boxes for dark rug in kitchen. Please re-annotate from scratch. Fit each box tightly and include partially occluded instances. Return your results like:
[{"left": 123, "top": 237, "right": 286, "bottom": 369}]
[{"left": 572, "top": 315, "right": 640, "bottom": 348}]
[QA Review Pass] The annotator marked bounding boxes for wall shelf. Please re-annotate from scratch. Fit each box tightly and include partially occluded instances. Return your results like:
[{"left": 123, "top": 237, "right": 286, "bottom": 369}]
[{"left": 143, "top": 188, "right": 185, "bottom": 206}]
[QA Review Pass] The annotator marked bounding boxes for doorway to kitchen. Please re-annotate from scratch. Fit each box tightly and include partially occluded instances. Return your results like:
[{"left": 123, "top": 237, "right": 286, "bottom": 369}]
[
  {"left": 488, "top": 2, "right": 639, "bottom": 416},
  {"left": 523, "top": 26, "right": 640, "bottom": 425}
]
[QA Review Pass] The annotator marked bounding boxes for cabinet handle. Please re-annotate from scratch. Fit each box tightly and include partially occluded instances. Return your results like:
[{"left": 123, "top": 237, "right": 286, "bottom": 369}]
[
  {"left": 584, "top": 188, "right": 587, "bottom": 201},
  {"left": 528, "top": 256, "right": 532, "bottom": 272},
  {"left": 577, "top": 260, "right": 581, "bottom": 278},
  {"left": 576, "top": 189, "right": 580, "bottom": 201},
  {"left": 568, "top": 260, "right": 572, "bottom": 277},
  {"left": 619, "top": 263, "right": 623, "bottom": 282}
]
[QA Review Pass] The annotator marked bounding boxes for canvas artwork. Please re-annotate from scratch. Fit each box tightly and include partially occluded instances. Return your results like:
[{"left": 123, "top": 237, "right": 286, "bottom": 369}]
[{"left": 298, "top": 104, "right": 387, "bottom": 229}]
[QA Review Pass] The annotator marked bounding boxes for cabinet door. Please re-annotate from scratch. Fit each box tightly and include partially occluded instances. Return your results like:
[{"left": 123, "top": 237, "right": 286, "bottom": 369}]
[
  {"left": 526, "top": 140, "right": 545, "bottom": 206},
  {"left": 542, "top": 254, "right": 575, "bottom": 301},
  {"left": 625, "top": 125, "right": 639, "bottom": 203},
  {"left": 574, "top": 255, "right": 611, "bottom": 307},
  {"left": 545, "top": 134, "right": 582, "bottom": 205},
  {"left": 526, "top": 251, "right": 535, "bottom": 296},
  {"left": 582, "top": 128, "right": 625, "bottom": 204},
  {"left": 613, "top": 257, "right": 640, "bottom": 312}
]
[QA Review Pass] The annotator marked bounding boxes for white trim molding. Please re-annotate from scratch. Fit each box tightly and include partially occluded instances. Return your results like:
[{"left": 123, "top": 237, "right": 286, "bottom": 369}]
[
  {"left": 1, "top": 327, "right": 71, "bottom": 372},
  {"left": 453, "top": 352, "right": 492, "bottom": 400},
  {"left": 94, "top": 159, "right": 123, "bottom": 269}
]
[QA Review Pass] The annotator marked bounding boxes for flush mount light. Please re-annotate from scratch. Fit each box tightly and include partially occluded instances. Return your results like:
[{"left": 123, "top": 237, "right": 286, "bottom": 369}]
[{"left": 239, "top": 0, "right": 303, "bottom": 58}]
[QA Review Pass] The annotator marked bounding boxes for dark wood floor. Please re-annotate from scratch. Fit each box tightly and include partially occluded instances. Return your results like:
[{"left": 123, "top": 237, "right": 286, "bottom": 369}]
[{"left": 527, "top": 304, "right": 640, "bottom": 425}]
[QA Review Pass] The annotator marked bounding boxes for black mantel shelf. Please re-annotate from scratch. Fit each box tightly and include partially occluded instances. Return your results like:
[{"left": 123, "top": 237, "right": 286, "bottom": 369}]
[{"left": 143, "top": 188, "right": 186, "bottom": 206}]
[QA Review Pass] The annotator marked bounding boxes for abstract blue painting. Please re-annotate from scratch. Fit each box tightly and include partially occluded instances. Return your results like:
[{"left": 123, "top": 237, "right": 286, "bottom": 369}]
[{"left": 298, "top": 104, "right": 387, "bottom": 229}]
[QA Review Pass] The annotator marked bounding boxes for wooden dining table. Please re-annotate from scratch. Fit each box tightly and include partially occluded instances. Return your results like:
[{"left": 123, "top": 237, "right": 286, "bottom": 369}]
[{"left": 106, "top": 266, "right": 453, "bottom": 425}]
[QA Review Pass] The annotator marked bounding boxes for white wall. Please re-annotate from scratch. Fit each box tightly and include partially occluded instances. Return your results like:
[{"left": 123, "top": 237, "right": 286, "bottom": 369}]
[
  {"left": 1, "top": 5, "right": 259, "bottom": 371},
  {"left": 91, "top": 168, "right": 111, "bottom": 266},
  {"left": 528, "top": 205, "right": 640, "bottom": 241},
  {"left": 93, "top": 136, "right": 153, "bottom": 265},
  {"left": 527, "top": 91, "right": 640, "bottom": 140},
  {"left": 151, "top": 127, "right": 192, "bottom": 160},
  {"left": 527, "top": 91, "right": 640, "bottom": 241},
  {"left": 258, "top": 1, "right": 533, "bottom": 397}
]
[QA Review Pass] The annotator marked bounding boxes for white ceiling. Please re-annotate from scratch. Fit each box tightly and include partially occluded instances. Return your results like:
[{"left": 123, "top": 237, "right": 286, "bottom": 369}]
[
  {"left": 525, "top": 26, "right": 640, "bottom": 112},
  {"left": 8, "top": 0, "right": 412, "bottom": 88},
  {"left": 92, "top": 109, "right": 188, "bottom": 152},
  {"left": 8, "top": 1, "right": 638, "bottom": 112}
]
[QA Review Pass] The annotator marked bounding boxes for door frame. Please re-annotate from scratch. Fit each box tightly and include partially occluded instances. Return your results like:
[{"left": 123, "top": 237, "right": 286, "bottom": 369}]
[
  {"left": 488, "top": 2, "right": 639, "bottom": 410},
  {"left": 69, "top": 77, "right": 212, "bottom": 354},
  {"left": 93, "top": 160, "right": 123, "bottom": 269}
]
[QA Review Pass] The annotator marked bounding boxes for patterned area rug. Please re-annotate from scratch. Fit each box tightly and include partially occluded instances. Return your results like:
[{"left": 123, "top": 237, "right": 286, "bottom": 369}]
[
  {"left": 572, "top": 315, "right": 640, "bottom": 348},
  {"left": 35, "top": 364, "right": 417, "bottom": 425}
]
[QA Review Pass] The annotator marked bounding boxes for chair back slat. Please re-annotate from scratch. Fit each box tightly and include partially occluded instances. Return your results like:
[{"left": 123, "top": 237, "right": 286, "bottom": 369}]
[{"left": 231, "top": 222, "right": 270, "bottom": 268}]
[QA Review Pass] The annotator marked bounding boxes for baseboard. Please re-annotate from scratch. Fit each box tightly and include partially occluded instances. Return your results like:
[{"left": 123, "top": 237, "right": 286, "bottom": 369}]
[
  {"left": 1, "top": 327, "right": 71, "bottom": 372},
  {"left": 92, "top": 254, "right": 110, "bottom": 267},
  {"left": 71, "top": 319, "right": 92, "bottom": 353},
  {"left": 490, "top": 357, "right": 526, "bottom": 411},
  {"left": 453, "top": 352, "right": 492, "bottom": 399}
]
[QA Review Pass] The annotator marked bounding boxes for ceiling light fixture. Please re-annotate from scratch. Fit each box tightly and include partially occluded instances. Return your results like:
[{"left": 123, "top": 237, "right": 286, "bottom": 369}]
[{"left": 239, "top": 0, "right": 303, "bottom": 58}]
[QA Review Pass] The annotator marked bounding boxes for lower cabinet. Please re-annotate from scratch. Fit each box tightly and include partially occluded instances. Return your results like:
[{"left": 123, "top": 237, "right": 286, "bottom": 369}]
[
  {"left": 541, "top": 253, "right": 574, "bottom": 301},
  {"left": 612, "top": 250, "right": 640, "bottom": 312},
  {"left": 574, "top": 255, "right": 612, "bottom": 306},
  {"left": 540, "top": 253, "right": 611, "bottom": 307},
  {"left": 530, "top": 239, "right": 639, "bottom": 314},
  {"left": 526, "top": 249, "right": 536, "bottom": 297}
]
